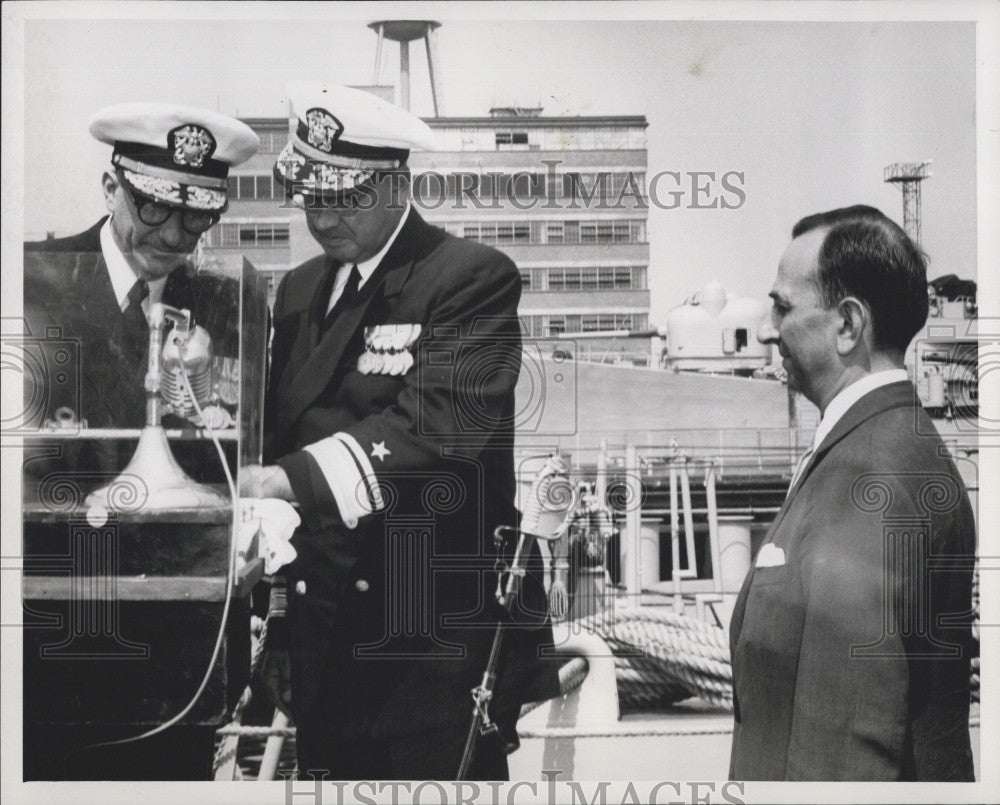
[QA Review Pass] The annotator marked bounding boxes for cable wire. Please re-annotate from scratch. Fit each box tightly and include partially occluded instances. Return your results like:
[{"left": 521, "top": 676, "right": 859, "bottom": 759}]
[{"left": 71, "top": 358, "right": 239, "bottom": 759}]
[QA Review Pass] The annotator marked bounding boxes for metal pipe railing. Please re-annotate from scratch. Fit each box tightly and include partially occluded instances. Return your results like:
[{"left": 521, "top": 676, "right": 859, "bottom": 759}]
[{"left": 706, "top": 462, "right": 723, "bottom": 596}]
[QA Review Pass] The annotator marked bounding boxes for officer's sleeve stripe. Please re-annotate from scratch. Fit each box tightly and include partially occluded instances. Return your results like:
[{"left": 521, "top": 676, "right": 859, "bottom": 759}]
[
  {"left": 302, "top": 433, "right": 385, "bottom": 526},
  {"left": 335, "top": 432, "right": 385, "bottom": 511},
  {"left": 302, "top": 437, "right": 366, "bottom": 528}
]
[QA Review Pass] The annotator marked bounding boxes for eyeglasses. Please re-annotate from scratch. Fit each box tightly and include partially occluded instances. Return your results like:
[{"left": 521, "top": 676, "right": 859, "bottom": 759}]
[{"left": 123, "top": 183, "right": 221, "bottom": 234}]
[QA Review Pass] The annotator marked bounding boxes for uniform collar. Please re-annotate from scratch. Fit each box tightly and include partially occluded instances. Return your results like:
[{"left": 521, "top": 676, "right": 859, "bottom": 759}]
[
  {"left": 812, "top": 368, "right": 909, "bottom": 450},
  {"left": 99, "top": 218, "right": 168, "bottom": 311},
  {"left": 353, "top": 200, "right": 411, "bottom": 288}
]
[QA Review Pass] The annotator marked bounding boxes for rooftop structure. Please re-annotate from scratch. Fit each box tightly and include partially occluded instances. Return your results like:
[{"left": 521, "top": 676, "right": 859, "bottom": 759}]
[{"left": 884, "top": 160, "right": 932, "bottom": 244}]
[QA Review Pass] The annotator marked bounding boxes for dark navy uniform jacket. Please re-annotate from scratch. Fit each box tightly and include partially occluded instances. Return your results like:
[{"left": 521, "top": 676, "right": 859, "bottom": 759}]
[
  {"left": 264, "top": 208, "right": 559, "bottom": 740},
  {"left": 24, "top": 218, "right": 193, "bottom": 431}
]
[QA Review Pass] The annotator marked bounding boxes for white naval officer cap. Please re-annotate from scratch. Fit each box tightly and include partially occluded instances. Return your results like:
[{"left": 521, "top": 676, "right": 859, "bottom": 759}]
[
  {"left": 273, "top": 84, "right": 436, "bottom": 197},
  {"left": 89, "top": 103, "right": 260, "bottom": 213}
]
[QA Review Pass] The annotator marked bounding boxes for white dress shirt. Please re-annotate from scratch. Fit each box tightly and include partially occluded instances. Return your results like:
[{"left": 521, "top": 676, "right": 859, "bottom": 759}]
[
  {"left": 100, "top": 218, "right": 167, "bottom": 316},
  {"left": 325, "top": 201, "right": 411, "bottom": 314},
  {"left": 812, "top": 369, "right": 909, "bottom": 451},
  {"left": 788, "top": 369, "right": 909, "bottom": 495}
]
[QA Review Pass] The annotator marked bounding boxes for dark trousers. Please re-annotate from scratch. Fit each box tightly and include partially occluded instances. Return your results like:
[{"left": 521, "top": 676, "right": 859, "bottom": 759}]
[{"left": 296, "top": 723, "right": 508, "bottom": 780}]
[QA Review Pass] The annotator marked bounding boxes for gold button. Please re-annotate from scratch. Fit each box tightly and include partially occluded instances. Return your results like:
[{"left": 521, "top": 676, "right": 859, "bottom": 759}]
[
  {"left": 355, "top": 579, "right": 370, "bottom": 593},
  {"left": 295, "top": 580, "right": 307, "bottom": 595}
]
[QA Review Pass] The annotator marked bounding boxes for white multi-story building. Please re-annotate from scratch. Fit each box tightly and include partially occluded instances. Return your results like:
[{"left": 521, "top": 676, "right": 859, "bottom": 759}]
[{"left": 207, "top": 103, "right": 651, "bottom": 362}]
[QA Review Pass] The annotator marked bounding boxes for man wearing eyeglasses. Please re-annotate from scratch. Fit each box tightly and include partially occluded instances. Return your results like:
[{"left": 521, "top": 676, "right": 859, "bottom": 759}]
[
  {"left": 23, "top": 103, "right": 258, "bottom": 433},
  {"left": 21, "top": 104, "right": 258, "bottom": 780}
]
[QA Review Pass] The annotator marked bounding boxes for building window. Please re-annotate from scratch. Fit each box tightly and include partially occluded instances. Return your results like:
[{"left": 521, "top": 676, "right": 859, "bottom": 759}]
[
  {"left": 519, "top": 269, "right": 532, "bottom": 291},
  {"left": 547, "top": 316, "right": 566, "bottom": 337},
  {"left": 232, "top": 174, "right": 279, "bottom": 200},
  {"left": 565, "top": 172, "right": 613, "bottom": 203},
  {"left": 496, "top": 131, "right": 529, "bottom": 148},
  {"left": 439, "top": 171, "right": 547, "bottom": 201},
  {"left": 210, "top": 224, "right": 240, "bottom": 248},
  {"left": 548, "top": 268, "right": 567, "bottom": 291},
  {"left": 460, "top": 222, "right": 530, "bottom": 244},
  {"left": 541, "top": 266, "right": 643, "bottom": 291},
  {"left": 520, "top": 315, "right": 545, "bottom": 337},
  {"left": 505, "top": 172, "right": 544, "bottom": 201},
  {"left": 208, "top": 222, "right": 289, "bottom": 248},
  {"left": 252, "top": 129, "right": 289, "bottom": 153},
  {"left": 448, "top": 220, "right": 645, "bottom": 246},
  {"left": 253, "top": 223, "right": 289, "bottom": 245},
  {"left": 581, "top": 314, "right": 633, "bottom": 332},
  {"left": 580, "top": 222, "right": 619, "bottom": 244}
]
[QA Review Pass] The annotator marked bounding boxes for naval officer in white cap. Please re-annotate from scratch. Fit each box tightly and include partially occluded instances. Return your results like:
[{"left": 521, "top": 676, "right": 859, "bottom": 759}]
[
  {"left": 241, "top": 84, "right": 559, "bottom": 779},
  {"left": 24, "top": 102, "right": 258, "bottom": 431},
  {"left": 22, "top": 103, "right": 257, "bottom": 781}
]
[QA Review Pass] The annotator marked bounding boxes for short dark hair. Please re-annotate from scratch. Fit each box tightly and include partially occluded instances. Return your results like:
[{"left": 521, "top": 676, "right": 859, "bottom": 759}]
[{"left": 792, "top": 205, "right": 929, "bottom": 353}]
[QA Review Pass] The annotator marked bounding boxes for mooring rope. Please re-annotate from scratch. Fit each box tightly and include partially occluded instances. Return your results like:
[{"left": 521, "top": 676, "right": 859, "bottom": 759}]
[
  {"left": 575, "top": 608, "right": 734, "bottom": 710},
  {"left": 215, "top": 601, "right": 982, "bottom": 755},
  {"left": 517, "top": 723, "right": 736, "bottom": 739}
]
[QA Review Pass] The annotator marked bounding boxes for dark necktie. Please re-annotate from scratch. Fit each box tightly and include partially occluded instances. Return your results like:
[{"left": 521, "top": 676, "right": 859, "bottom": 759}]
[
  {"left": 123, "top": 279, "right": 150, "bottom": 360},
  {"left": 322, "top": 265, "right": 360, "bottom": 333},
  {"left": 786, "top": 443, "right": 815, "bottom": 498}
]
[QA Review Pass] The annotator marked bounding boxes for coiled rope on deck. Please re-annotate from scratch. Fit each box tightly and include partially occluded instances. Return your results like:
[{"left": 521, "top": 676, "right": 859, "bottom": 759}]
[
  {"left": 215, "top": 611, "right": 983, "bottom": 750},
  {"left": 576, "top": 608, "right": 734, "bottom": 711}
]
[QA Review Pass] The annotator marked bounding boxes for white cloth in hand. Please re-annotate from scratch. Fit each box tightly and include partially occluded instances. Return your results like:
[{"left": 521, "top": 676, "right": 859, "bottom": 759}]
[{"left": 239, "top": 497, "right": 300, "bottom": 574}]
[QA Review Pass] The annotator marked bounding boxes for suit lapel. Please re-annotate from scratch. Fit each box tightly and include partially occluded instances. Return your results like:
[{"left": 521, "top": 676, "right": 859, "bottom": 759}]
[
  {"left": 796, "top": 381, "right": 917, "bottom": 489},
  {"left": 76, "top": 237, "right": 192, "bottom": 427},
  {"left": 71, "top": 250, "right": 139, "bottom": 427},
  {"left": 27, "top": 219, "right": 194, "bottom": 428},
  {"left": 766, "top": 381, "right": 917, "bottom": 543},
  {"left": 276, "top": 209, "right": 431, "bottom": 438},
  {"left": 278, "top": 265, "right": 394, "bottom": 432},
  {"left": 731, "top": 381, "right": 918, "bottom": 646}
]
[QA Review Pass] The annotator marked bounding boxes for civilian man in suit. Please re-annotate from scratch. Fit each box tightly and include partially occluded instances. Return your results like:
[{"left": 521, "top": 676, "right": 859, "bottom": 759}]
[
  {"left": 729, "top": 205, "right": 976, "bottom": 780},
  {"left": 240, "top": 85, "right": 558, "bottom": 779},
  {"left": 22, "top": 104, "right": 258, "bottom": 779}
]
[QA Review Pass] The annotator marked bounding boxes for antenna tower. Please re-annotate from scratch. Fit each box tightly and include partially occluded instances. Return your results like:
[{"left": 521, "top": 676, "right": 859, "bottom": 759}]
[{"left": 883, "top": 161, "right": 932, "bottom": 244}]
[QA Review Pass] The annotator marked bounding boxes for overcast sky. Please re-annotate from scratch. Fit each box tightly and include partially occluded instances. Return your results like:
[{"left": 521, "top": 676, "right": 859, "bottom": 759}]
[{"left": 11, "top": 5, "right": 982, "bottom": 322}]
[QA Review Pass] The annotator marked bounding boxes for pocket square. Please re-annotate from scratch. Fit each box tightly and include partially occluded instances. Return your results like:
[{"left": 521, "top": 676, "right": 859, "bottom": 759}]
[{"left": 755, "top": 543, "right": 786, "bottom": 568}]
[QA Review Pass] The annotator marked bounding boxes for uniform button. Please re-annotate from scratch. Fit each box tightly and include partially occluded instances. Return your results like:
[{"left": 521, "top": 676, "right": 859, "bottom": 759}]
[
  {"left": 355, "top": 579, "right": 370, "bottom": 593},
  {"left": 295, "top": 580, "right": 307, "bottom": 595}
]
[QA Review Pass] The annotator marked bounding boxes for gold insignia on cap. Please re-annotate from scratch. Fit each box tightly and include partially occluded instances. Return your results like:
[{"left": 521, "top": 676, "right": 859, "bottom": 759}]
[
  {"left": 169, "top": 124, "right": 216, "bottom": 168},
  {"left": 187, "top": 185, "right": 227, "bottom": 210},
  {"left": 276, "top": 144, "right": 306, "bottom": 176},
  {"left": 122, "top": 167, "right": 183, "bottom": 204},
  {"left": 305, "top": 108, "right": 343, "bottom": 153}
]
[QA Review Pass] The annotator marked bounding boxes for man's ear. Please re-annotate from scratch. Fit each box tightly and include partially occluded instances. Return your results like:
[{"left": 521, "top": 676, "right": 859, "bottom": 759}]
[
  {"left": 101, "top": 171, "right": 119, "bottom": 213},
  {"left": 835, "top": 296, "right": 869, "bottom": 356}
]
